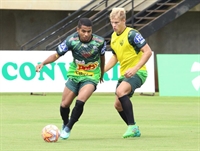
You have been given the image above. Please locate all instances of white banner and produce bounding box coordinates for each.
[0,51,155,93]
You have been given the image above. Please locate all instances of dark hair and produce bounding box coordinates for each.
[78,18,93,28]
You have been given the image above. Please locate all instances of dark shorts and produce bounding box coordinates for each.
[65,78,97,96]
[116,74,142,97]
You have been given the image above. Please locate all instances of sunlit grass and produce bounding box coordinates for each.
[0,93,199,151]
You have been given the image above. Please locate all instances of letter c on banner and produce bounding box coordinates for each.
[2,62,17,80]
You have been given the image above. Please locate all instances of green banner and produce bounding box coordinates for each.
[157,54,200,96]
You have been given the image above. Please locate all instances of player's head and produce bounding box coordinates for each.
[109,8,126,34]
[77,18,93,42]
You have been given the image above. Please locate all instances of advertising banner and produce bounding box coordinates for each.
[157,54,200,96]
[0,51,155,93]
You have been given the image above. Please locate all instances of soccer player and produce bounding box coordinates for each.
[105,8,152,138]
[36,18,106,139]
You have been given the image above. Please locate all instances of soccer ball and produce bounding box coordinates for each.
[41,124,60,142]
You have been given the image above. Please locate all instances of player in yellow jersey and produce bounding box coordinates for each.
[105,8,152,138]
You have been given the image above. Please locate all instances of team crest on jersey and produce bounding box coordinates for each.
[134,33,145,44]
[120,40,124,46]
[81,45,98,58]
[81,50,94,58]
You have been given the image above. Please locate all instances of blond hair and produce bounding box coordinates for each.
[109,7,126,20]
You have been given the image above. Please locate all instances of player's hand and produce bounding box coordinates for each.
[124,68,137,78]
[36,64,44,72]
[100,77,104,83]
[99,73,104,83]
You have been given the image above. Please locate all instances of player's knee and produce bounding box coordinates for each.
[116,89,126,98]
[116,86,131,98]
[61,98,71,108]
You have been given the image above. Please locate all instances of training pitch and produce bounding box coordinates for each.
[0,93,199,151]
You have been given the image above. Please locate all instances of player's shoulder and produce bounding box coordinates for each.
[66,32,79,42]
[92,34,105,43]
[128,28,140,35]
[127,28,146,45]
[127,28,144,40]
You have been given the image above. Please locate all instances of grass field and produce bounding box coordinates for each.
[0,93,199,151]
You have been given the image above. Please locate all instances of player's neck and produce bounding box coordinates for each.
[117,26,127,36]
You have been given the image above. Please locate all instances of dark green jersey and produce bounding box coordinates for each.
[56,32,106,84]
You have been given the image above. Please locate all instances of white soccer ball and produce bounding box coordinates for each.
[41,124,60,142]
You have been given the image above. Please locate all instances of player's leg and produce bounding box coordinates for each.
[60,87,76,125]
[114,96,128,125]
[65,81,96,137]
[116,75,142,138]
[116,81,135,125]
[60,79,78,139]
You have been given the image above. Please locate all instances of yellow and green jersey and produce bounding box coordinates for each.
[56,32,106,84]
[110,27,147,83]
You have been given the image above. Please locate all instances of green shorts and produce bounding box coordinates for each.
[116,74,142,97]
[65,78,97,96]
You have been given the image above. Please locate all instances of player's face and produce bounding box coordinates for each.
[77,25,92,42]
[110,17,126,34]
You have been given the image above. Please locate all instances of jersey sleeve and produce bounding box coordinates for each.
[128,30,146,53]
[99,41,106,55]
[56,38,70,56]
[111,48,116,55]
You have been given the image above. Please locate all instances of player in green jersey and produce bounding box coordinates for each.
[36,18,106,139]
[105,8,152,138]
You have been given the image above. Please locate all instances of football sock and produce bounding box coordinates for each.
[67,100,85,130]
[60,106,70,125]
[118,95,135,125]
[118,111,128,125]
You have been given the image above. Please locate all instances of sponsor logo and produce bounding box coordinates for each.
[58,40,68,52]
[1,62,67,80]
[134,33,145,44]
[75,70,94,76]
[101,42,106,54]
[77,62,99,70]
[1,62,119,81]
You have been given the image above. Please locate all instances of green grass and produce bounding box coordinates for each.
[0,93,199,151]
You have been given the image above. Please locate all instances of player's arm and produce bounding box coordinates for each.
[36,39,69,72]
[135,43,152,71]
[41,53,60,66]
[36,53,60,72]
[99,41,106,83]
[124,30,152,78]
[100,55,105,82]
[104,51,118,72]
